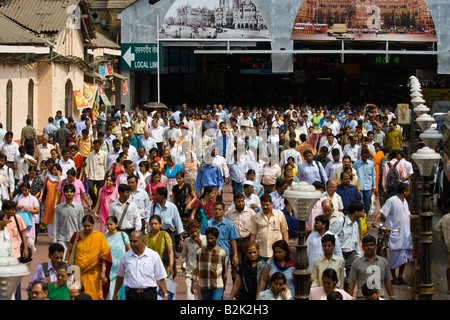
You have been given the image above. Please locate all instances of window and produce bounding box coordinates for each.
[6,80,12,131]
[65,79,73,118]
[28,79,34,123]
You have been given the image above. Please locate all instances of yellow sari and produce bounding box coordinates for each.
[72,231,112,300]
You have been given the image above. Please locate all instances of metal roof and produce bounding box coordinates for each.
[89,31,119,49]
[0,13,52,46]
[0,0,81,34]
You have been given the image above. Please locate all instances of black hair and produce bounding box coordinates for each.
[348,200,365,215]
[205,227,219,238]
[321,233,336,245]
[48,242,65,255]
[272,240,291,260]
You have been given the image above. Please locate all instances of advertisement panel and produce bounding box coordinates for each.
[291,0,436,42]
[160,0,269,40]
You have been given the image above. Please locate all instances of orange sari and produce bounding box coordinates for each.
[373,150,384,196]
[70,231,112,300]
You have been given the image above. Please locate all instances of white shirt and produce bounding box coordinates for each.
[14,154,36,180]
[116,246,167,289]
[0,227,14,257]
[306,230,343,271]
[325,160,342,179]
[129,188,151,220]
[118,171,146,191]
[0,141,19,162]
[343,144,361,162]
[380,196,413,250]
[0,166,14,194]
[85,150,107,181]
[109,199,142,231]
[143,136,158,154]
[149,126,165,143]
[56,157,76,179]
[280,148,302,168]
[323,121,341,136]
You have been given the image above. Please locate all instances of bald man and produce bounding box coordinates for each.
[322,199,344,226]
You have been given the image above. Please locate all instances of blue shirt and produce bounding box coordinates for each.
[353,159,376,191]
[336,184,362,211]
[200,217,239,259]
[296,161,327,185]
[282,208,298,239]
[195,163,223,193]
[228,161,248,184]
[150,201,184,235]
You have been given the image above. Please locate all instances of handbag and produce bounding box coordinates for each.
[162,232,170,265]
[41,177,49,202]
[13,214,33,263]
[157,276,177,300]
[18,211,33,228]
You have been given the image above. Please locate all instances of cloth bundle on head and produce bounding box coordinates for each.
[297,117,305,125]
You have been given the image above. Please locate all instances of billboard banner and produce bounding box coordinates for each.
[291,0,436,42]
[160,0,270,40]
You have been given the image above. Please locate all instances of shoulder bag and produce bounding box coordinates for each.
[13,214,33,263]
[117,202,130,231]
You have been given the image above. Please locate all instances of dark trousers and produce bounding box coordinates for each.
[24,139,35,157]
[343,251,356,291]
[87,179,105,209]
[125,287,157,300]
[156,142,164,158]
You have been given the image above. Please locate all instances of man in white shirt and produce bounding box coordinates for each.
[342,135,360,163]
[142,129,158,155]
[133,146,148,169]
[280,140,302,169]
[118,160,146,190]
[0,131,20,170]
[0,154,15,198]
[323,133,342,161]
[325,148,342,180]
[306,214,342,271]
[85,140,107,210]
[127,174,151,233]
[34,134,52,167]
[14,146,37,182]
[323,114,341,136]
[149,119,165,156]
[56,147,76,180]
[106,139,121,174]
[113,230,168,300]
[109,184,142,236]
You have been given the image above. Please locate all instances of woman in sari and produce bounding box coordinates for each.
[40,163,62,242]
[93,174,119,233]
[372,142,384,199]
[48,262,70,300]
[145,215,174,277]
[104,216,130,300]
[66,215,112,300]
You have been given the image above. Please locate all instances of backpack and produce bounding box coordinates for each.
[386,161,401,191]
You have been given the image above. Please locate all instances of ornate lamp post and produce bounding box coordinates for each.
[411,146,441,300]
[284,182,322,300]
[0,255,29,300]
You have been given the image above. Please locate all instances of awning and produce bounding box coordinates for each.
[110,72,128,81]
[84,69,107,82]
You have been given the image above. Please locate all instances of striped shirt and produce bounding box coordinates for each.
[249,209,288,258]
[193,245,228,290]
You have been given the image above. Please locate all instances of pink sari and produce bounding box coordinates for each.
[99,185,119,233]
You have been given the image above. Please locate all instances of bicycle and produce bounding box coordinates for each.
[375,223,400,262]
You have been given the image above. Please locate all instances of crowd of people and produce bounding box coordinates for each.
[0,100,443,301]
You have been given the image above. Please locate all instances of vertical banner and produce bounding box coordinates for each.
[83,82,98,109]
[397,103,410,124]
[123,80,128,96]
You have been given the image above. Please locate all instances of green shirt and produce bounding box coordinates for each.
[20,125,38,143]
[48,282,70,300]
